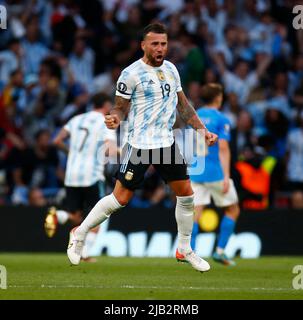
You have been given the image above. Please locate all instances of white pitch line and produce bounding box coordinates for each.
[6,285,295,292]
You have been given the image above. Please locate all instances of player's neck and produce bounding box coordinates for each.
[205,104,219,109]
[94,108,107,116]
[141,56,163,68]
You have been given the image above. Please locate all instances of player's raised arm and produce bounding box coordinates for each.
[177,91,218,146]
[105,96,130,129]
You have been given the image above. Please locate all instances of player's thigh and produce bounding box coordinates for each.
[209,179,239,208]
[168,179,193,196]
[64,186,84,213]
[116,143,150,191]
[154,142,190,196]
[83,182,103,217]
[191,182,211,207]
[113,180,134,206]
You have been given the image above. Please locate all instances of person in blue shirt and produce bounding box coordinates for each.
[189,83,240,266]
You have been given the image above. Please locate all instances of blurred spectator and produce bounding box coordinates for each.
[0,38,23,86]
[285,111,303,209]
[28,187,47,207]
[187,81,202,109]
[234,145,277,210]
[24,75,66,144]
[8,129,62,204]
[93,65,122,97]
[22,15,50,75]
[68,36,95,92]
[230,110,255,162]
[213,51,272,106]
[0,0,301,209]
[213,24,238,67]
[264,107,289,159]
[59,83,89,124]
[222,92,242,129]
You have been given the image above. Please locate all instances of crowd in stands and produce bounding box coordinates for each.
[0,0,302,209]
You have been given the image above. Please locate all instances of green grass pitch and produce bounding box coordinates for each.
[0,253,302,300]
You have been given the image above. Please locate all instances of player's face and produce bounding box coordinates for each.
[141,32,168,67]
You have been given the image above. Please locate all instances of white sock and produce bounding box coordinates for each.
[56,210,69,225]
[175,195,194,254]
[75,193,124,240]
[82,231,98,259]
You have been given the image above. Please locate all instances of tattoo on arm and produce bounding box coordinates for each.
[111,96,130,121]
[177,91,207,131]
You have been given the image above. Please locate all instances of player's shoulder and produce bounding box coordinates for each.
[66,113,84,126]
[163,60,179,72]
[218,110,230,123]
[121,59,142,74]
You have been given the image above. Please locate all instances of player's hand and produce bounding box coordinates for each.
[205,131,218,146]
[105,114,120,129]
[222,177,230,194]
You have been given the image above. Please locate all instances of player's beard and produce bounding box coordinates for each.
[148,52,164,67]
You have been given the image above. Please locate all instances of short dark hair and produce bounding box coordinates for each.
[142,23,168,40]
[91,93,111,109]
[200,83,223,104]
[34,129,50,141]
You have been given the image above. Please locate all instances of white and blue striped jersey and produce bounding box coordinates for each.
[116,59,182,149]
[63,111,116,187]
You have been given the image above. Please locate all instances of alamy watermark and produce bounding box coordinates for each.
[95,124,207,176]
[0,265,7,290]
[0,5,7,29]
[293,5,303,30]
[292,265,303,290]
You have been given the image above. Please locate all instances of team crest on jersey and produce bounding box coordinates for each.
[125,170,134,181]
[156,70,165,81]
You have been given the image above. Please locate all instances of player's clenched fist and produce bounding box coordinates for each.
[205,131,218,146]
[105,114,120,129]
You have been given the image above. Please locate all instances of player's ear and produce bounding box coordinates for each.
[141,40,145,52]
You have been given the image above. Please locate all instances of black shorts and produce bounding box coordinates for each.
[64,181,106,216]
[116,141,189,190]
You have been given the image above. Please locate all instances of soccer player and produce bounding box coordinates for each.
[189,83,240,266]
[67,23,218,272]
[44,93,118,261]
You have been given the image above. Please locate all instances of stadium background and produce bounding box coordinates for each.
[0,0,302,257]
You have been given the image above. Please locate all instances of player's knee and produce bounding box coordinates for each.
[113,181,133,206]
[113,190,132,206]
[171,181,193,197]
[226,203,240,220]
[114,194,130,207]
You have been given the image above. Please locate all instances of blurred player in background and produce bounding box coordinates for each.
[190,83,240,266]
[67,23,218,272]
[44,93,119,261]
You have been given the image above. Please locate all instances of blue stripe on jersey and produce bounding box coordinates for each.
[120,144,132,173]
[167,95,177,129]
[71,117,86,186]
[163,63,178,130]
[67,120,77,172]
[77,115,95,184]
[152,63,176,143]
[93,122,104,182]
[68,114,86,185]
[140,68,154,145]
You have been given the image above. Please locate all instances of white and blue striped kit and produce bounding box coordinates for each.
[116,59,183,151]
[64,111,116,187]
